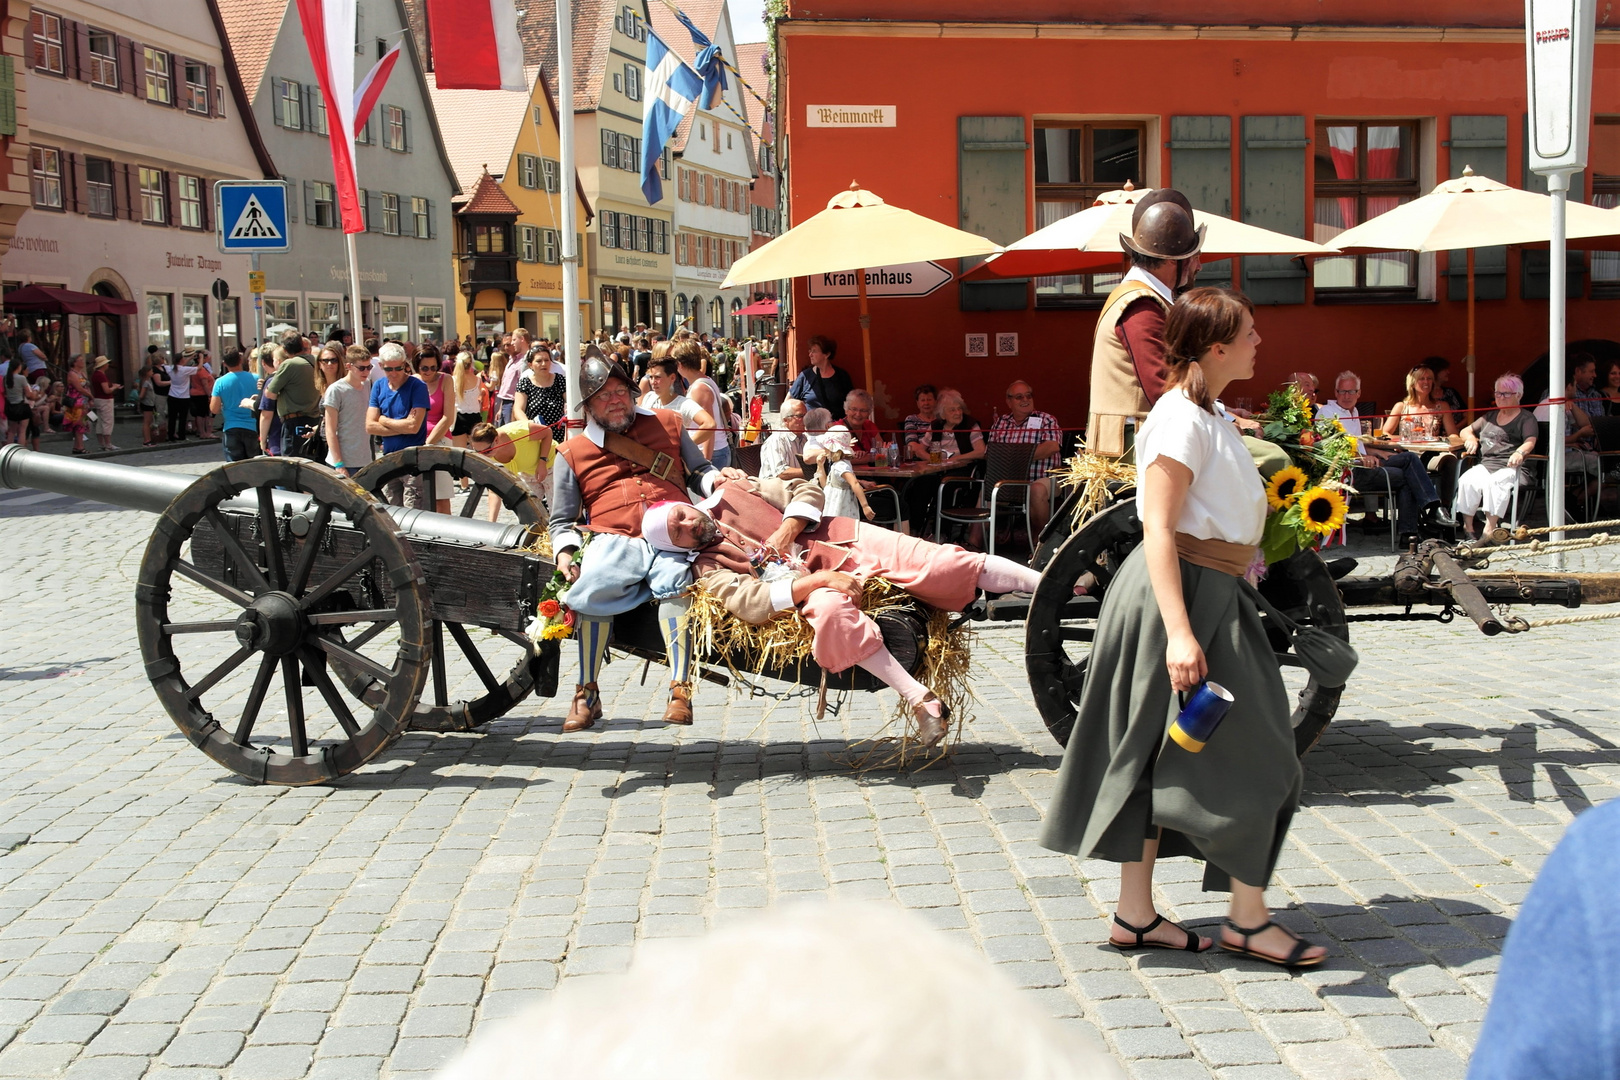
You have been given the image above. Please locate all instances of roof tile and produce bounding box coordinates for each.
[460,170,523,216]
[215,0,289,104]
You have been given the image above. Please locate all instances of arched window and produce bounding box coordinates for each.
[689,295,703,330]
[674,294,689,322]
[709,297,725,333]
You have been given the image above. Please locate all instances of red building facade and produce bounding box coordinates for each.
[775,2,1620,429]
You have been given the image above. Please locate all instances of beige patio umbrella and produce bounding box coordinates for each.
[721,182,1001,392]
[1327,167,1620,408]
[965,181,1338,279]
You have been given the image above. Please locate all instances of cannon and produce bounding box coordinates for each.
[0,445,939,786]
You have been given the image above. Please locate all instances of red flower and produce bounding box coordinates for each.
[562,609,576,627]
[539,599,560,618]
[1298,431,1317,448]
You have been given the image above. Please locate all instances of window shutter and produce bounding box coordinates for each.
[130,42,145,99]
[22,15,33,70]
[123,164,140,220]
[1443,116,1509,302]
[366,189,380,232]
[202,179,214,232]
[208,65,222,116]
[73,21,90,81]
[601,128,614,166]
[1169,116,1233,287]
[169,53,182,107]
[118,38,138,96]
[1520,113,1586,300]
[271,78,284,126]
[165,172,179,226]
[68,152,86,213]
[402,108,411,152]
[426,199,435,239]
[1240,115,1308,305]
[0,57,16,137]
[303,83,315,129]
[304,179,316,225]
[285,178,298,222]
[958,115,1029,311]
[110,160,125,218]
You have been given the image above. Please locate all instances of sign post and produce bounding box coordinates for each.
[216,181,290,353]
[1525,0,1596,561]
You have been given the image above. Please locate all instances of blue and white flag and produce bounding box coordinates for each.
[673,9,728,109]
[641,30,703,205]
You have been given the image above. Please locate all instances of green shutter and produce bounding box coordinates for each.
[1446,116,1508,301]
[957,116,1029,311]
[1170,116,1232,287]
[0,56,15,137]
[1520,114,1586,300]
[1240,116,1308,305]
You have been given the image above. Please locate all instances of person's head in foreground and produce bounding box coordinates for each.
[433,902,1120,1080]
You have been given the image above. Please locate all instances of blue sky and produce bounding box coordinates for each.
[729,0,768,43]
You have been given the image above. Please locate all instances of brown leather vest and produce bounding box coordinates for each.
[1087,278,1170,456]
[558,410,688,537]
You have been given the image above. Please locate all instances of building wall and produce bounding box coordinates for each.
[6,0,269,382]
[252,0,456,346]
[777,23,1620,429]
[0,3,35,278]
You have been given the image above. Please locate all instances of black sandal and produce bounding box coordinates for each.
[1109,913,1208,952]
[1219,918,1324,968]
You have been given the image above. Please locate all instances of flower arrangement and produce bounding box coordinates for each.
[1255,386,1357,563]
[530,571,575,642]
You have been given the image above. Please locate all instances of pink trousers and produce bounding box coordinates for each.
[800,524,985,672]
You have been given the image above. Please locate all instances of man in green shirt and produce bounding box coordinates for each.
[260,331,322,458]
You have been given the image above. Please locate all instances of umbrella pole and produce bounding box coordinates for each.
[1466,248,1476,412]
[857,268,874,392]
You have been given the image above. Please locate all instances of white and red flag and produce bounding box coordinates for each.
[425,0,525,92]
[354,39,402,130]
[293,0,363,233]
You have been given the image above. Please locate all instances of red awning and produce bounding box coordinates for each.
[736,297,779,317]
[4,284,139,316]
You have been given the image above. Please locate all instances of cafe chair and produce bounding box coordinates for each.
[864,485,903,531]
[935,442,1035,558]
[730,441,763,477]
[1346,465,1399,551]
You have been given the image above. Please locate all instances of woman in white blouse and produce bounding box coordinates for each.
[1042,287,1326,970]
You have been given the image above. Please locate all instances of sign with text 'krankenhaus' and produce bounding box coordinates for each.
[1526,0,1597,174]
[807,261,952,300]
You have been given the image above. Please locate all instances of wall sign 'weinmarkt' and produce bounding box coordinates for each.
[807,105,897,128]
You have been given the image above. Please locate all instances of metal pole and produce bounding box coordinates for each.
[1465,247,1476,412]
[252,252,264,349]
[345,232,364,343]
[1547,170,1570,565]
[557,0,582,424]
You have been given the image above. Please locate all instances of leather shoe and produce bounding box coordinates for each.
[663,682,694,725]
[913,693,950,747]
[564,683,601,732]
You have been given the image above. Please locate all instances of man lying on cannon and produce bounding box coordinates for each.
[549,353,741,733]
[637,477,1043,747]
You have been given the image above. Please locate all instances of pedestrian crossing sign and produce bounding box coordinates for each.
[216,181,290,253]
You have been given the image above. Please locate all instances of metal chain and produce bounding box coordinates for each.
[1345,604,1456,624]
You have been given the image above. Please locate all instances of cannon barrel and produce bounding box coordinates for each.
[0,444,534,551]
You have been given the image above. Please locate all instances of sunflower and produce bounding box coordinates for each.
[1297,486,1348,537]
[1265,466,1309,510]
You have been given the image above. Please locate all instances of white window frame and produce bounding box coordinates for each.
[85,157,114,218]
[541,157,560,193]
[30,147,62,210]
[177,175,203,229]
[184,60,209,114]
[87,30,117,89]
[139,166,166,223]
[312,181,337,229]
[517,154,539,189]
[279,79,303,130]
[144,48,172,105]
[541,228,560,264]
[31,12,64,75]
[384,105,406,152]
[381,192,400,236]
[411,196,429,239]
[519,224,539,262]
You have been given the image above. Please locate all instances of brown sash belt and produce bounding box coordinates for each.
[1175,532,1258,578]
[602,430,678,482]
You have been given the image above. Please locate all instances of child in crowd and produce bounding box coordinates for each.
[804,425,875,522]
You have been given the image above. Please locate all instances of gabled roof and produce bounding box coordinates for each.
[215,0,288,105]
[425,68,537,195]
[203,0,278,176]
[645,0,725,154]
[404,0,616,112]
[460,170,522,216]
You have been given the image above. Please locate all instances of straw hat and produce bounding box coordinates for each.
[93,355,111,370]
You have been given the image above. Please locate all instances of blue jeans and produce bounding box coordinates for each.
[1354,451,1439,534]
[222,428,260,461]
[498,399,514,425]
[710,443,731,470]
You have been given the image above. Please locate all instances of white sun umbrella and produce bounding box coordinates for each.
[721,182,1001,392]
[967,182,1337,280]
[1327,167,1620,407]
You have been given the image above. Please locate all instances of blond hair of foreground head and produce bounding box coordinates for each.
[434,901,1121,1080]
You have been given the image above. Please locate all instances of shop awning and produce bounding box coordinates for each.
[4,285,139,316]
[736,298,779,317]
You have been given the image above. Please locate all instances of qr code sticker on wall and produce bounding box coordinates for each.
[965,333,988,357]
[995,333,1019,356]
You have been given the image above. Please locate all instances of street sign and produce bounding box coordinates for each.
[806,261,952,300]
[216,181,289,253]
[1526,0,1596,174]
[210,278,230,301]
[247,271,266,294]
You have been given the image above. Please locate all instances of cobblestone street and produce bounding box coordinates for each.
[2,446,1617,1079]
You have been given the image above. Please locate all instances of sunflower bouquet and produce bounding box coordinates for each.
[1255,386,1358,563]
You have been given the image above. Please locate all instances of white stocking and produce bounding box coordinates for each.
[976,555,1041,595]
[855,647,941,716]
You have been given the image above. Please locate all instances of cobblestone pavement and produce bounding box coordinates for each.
[2,445,1618,1080]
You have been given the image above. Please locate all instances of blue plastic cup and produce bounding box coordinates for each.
[1169,681,1234,753]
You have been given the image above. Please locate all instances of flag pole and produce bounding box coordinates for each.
[346,231,363,342]
[558,0,582,424]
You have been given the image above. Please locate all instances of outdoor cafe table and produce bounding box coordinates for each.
[853,458,974,537]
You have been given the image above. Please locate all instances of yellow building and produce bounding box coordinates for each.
[427,67,592,344]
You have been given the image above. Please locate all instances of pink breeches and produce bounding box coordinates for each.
[800,525,985,672]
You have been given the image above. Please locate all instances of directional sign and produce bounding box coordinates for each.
[1526,0,1597,174]
[806,261,953,300]
[216,181,290,253]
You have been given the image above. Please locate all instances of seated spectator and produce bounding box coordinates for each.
[1315,370,1365,432]
[904,384,938,461]
[1456,375,1537,540]
[927,390,986,464]
[1332,369,1443,540]
[988,380,1062,534]
[1596,356,1620,414]
[787,335,854,420]
[1289,371,1319,404]
[1382,365,1460,442]
[1424,355,1466,419]
[760,398,807,480]
[841,388,881,458]
[1534,357,1601,513]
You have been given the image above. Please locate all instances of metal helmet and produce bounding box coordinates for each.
[578,344,634,405]
[1119,193,1205,262]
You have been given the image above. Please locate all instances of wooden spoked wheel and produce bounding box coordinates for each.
[135,459,430,785]
[349,446,545,732]
[1024,501,1349,756]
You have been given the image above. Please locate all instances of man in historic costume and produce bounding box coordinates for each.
[550,353,733,732]
[1086,190,1205,457]
[637,478,1043,746]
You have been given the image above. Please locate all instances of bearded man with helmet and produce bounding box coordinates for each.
[548,348,741,732]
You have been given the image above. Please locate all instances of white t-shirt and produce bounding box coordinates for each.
[1135,388,1266,545]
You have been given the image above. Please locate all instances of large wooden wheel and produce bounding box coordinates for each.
[1025,501,1349,756]
[135,459,430,785]
[349,446,546,731]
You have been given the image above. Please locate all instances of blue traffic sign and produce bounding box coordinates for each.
[216,181,290,253]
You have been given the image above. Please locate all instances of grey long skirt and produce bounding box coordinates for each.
[1039,545,1301,891]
